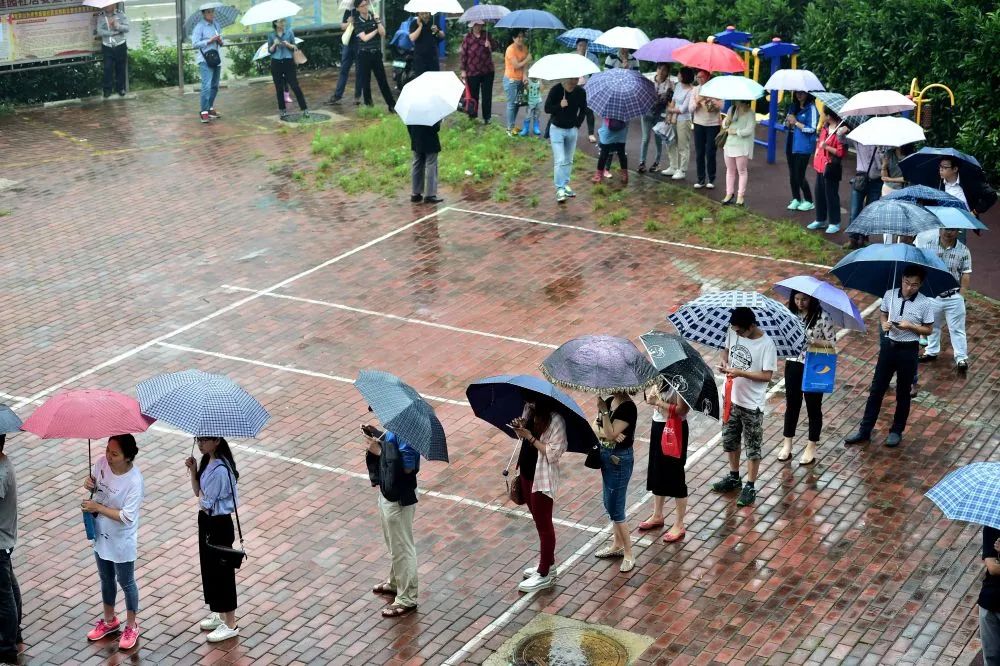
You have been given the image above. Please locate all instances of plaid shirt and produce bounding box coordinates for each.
[881,288,935,342]
[914,235,972,284]
[520,405,567,499]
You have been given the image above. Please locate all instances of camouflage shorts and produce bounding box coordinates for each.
[721,404,764,460]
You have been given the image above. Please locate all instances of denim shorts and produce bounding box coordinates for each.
[600,446,634,523]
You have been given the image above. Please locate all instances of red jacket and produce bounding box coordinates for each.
[813,124,846,175]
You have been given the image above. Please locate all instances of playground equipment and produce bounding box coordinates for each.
[908,78,955,129]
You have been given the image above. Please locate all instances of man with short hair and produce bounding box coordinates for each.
[915,227,972,372]
[711,307,777,507]
[845,265,935,448]
[0,432,22,665]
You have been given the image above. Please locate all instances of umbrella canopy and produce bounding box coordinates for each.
[528,53,599,80]
[830,243,958,298]
[698,75,764,101]
[395,70,464,125]
[354,370,448,462]
[638,331,720,420]
[773,275,866,332]
[0,406,22,435]
[465,375,598,453]
[556,28,615,55]
[184,4,238,40]
[840,89,915,117]
[593,26,649,51]
[926,205,989,231]
[136,369,269,438]
[458,4,508,23]
[83,0,124,8]
[403,0,463,13]
[812,91,867,128]
[846,116,925,147]
[899,146,984,188]
[21,389,154,440]
[495,9,564,30]
[541,335,659,394]
[881,184,968,210]
[671,42,744,73]
[845,199,942,237]
[585,68,657,121]
[926,462,1000,530]
[632,37,691,63]
[240,0,300,26]
[667,291,806,359]
[762,68,824,92]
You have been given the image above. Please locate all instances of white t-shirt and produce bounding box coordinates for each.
[726,330,777,410]
[90,455,144,563]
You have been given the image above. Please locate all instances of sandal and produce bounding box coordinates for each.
[619,558,635,573]
[776,452,792,463]
[372,583,397,595]
[798,457,817,467]
[637,519,664,531]
[381,603,417,618]
[594,546,624,559]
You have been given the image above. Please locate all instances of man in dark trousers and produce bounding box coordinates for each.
[844,264,935,448]
[326,7,362,105]
[0,432,22,665]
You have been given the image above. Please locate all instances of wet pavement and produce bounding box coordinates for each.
[1,70,997,665]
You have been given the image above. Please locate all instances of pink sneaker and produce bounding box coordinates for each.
[87,617,120,641]
[119,624,140,650]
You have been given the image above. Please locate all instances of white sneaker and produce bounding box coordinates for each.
[705,182,715,189]
[523,566,559,579]
[518,574,555,593]
[671,171,686,180]
[660,167,675,176]
[199,613,222,631]
[206,622,239,643]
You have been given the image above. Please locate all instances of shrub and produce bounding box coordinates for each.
[128,21,198,89]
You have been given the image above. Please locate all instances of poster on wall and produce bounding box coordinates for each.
[1,0,98,66]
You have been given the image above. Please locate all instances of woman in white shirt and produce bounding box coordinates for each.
[639,386,690,543]
[81,435,144,651]
[721,99,756,206]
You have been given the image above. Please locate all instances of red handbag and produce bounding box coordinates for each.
[722,376,734,423]
[660,405,683,459]
[459,82,478,116]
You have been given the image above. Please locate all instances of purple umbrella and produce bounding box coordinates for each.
[773,276,866,332]
[633,37,691,63]
[541,335,660,394]
[585,68,657,121]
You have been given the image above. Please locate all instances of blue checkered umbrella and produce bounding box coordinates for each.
[541,335,659,394]
[881,185,968,210]
[354,370,448,462]
[136,369,269,437]
[0,405,22,434]
[584,68,657,121]
[925,462,1000,530]
[667,291,806,359]
[845,199,942,237]
[556,28,615,55]
[184,4,239,41]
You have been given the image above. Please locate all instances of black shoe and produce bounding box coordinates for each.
[885,432,902,448]
[423,196,444,204]
[326,97,342,106]
[918,353,937,363]
[711,475,741,492]
[410,194,423,203]
[118,90,126,97]
[844,431,870,446]
[354,98,362,105]
[956,359,969,374]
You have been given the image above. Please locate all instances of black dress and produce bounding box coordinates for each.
[646,412,689,498]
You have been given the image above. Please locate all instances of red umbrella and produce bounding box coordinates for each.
[671,42,745,73]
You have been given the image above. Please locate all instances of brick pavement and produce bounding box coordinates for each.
[1,72,998,665]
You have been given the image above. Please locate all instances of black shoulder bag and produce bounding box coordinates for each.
[204,460,247,569]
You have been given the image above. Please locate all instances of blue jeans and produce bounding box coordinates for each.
[639,113,663,164]
[549,125,577,191]
[502,76,521,130]
[198,61,220,113]
[94,552,139,613]
[332,43,358,101]
[599,447,633,523]
[0,550,21,658]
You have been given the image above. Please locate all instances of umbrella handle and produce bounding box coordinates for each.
[503,438,520,475]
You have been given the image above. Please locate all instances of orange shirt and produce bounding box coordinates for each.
[504,43,528,81]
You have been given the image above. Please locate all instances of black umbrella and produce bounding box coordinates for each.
[638,331,720,420]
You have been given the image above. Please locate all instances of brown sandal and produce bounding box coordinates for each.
[381,603,417,618]
[372,583,396,595]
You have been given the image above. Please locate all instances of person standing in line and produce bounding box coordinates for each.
[518,78,543,136]
[408,121,443,205]
[503,29,531,136]
[353,0,395,112]
[638,386,690,543]
[408,11,443,76]
[711,307,777,507]
[638,62,671,174]
[691,69,722,189]
[326,7,361,105]
[544,77,587,204]
[459,20,496,124]
[186,437,242,642]
[978,527,1000,666]
[844,265,935,448]
[916,227,972,372]
[0,432,22,666]
[268,19,309,119]
[81,435,144,651]
[846,141,883,249]
[594,117,629,184]
[97,3,129,98]
[880,144,912,195]
[661,67,694,180]
[573,38,598,144]
[785,91,818,212]
[806,109,847,234]
[604,47,637,70]
[592,392,638,573]
[720,99,755,206]
[191,7,224,123]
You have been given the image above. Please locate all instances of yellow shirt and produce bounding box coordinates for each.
[504,43,528,81]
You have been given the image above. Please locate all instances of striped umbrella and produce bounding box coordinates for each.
[881,185,968,210]
[136,370,269,438]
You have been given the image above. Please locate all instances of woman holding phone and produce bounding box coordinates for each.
[592,392,638,572]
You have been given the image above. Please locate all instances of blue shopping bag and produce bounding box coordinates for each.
[801,351,837,393]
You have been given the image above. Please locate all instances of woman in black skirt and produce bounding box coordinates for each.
[638,386,689,542]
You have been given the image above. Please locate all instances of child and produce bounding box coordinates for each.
[407,121,443,204]
[594,117,629,184]
[519,77,543,136]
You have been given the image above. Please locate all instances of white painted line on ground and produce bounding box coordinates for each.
[221,285,559,349]
[0,392,32,404]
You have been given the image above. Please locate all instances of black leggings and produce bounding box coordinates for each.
[783,360,823,441]
[789,153,813,202]
[270,58,307,111]
[597,142,627,171]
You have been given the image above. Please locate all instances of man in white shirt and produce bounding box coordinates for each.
[916,228,972,372]
[711,307,777,508]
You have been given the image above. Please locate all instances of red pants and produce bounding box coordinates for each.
[520,476,555,576]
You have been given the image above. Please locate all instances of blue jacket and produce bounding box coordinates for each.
[790,102,819,154]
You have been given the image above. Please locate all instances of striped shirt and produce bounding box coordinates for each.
[520,405,567,499]
[880,288,935,342]
[914,234,972,284]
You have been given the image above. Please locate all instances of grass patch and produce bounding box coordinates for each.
[528,194,539,208]
[601,208,630,227]
[644,219,663,232]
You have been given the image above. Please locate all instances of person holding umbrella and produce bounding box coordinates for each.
[267,18,309,119]
[785,91,818,212]
[191,5,224,123]
[721,99,755,206]
[97,2,129,98]
[593,392,638,572]
[353,0,395,112]
[661,67,695,180]
[503,29,531,136]
[637,62,671,174]
[459,20,497,124]
[691,70,722,189]
[408,11,443,76]
[544,76,588,203]
[574,39,598,143]
[640,386,690,543]
[806,109,847,234]
[0,415,23,664]
[408,120,442,204]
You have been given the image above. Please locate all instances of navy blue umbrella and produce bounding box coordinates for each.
[0,405,22,434]
[495,9,565,30]
[830,243,958,298]
[466,375,598,454]
[899,147,984,188]
[585,68,657,121]
[354,370,448,462]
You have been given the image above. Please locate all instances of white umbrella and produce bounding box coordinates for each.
[395,71,465,126]
[846,116,925,147]
[593,26,649,51]
[83,0,124,8]
[698,75,764,101]
[840,89,915,117]
[762,68,824,92]
[252,36,303,61]
[241,0,301,26]
[403,0,463,12]
[528,53,599,81]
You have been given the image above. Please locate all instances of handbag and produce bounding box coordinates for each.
[660,405,683,459]
[802,350,837,393]
[584,444,601,469]
[851,174,870,193]
[201,48,221,68]
[722,376,734,423]
[293,48,307,65]
[503,440,526,505]
[714,131,728,149]
[653,121,676,144]
[341,20,354,46]
[203,460,247,569]
[459,82,478,116]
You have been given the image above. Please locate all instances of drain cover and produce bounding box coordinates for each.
[512,628,629,666]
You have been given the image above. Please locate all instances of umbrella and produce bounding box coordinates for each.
[845,199,941,237]
[403,0,463,13]
[846,116,925,147]
[458,4,509,23]
[899,146,984,189]
[136,369,269,438]
[926,206,989,231]
[840,89,915,117]
[584,68,657,121]
[395,71,464,125]
[83,0,123,8]
[830,243,958,298]
[812,91,867,129]
[241,0,301,26]
[926,462,1000,530]
[0,406,22,435]
[638,331,720,420]
[772,275,866,332]
[762,68,824,92]
[593,26,649,51]
[495,9,565,30]
[556,28,615,55]
[528,53,599,81]
[465,375,598,453]
[632,37,691,63]
[671,42,744,73]
[183,4,238,40]
[354,370,448,462]
[667,291,806,359]
[881,184,968,210]
[698,75,764,101]
[540,335,659,394]
[252,36,303,61]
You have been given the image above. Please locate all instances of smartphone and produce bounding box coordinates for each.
[360,424,378,437]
